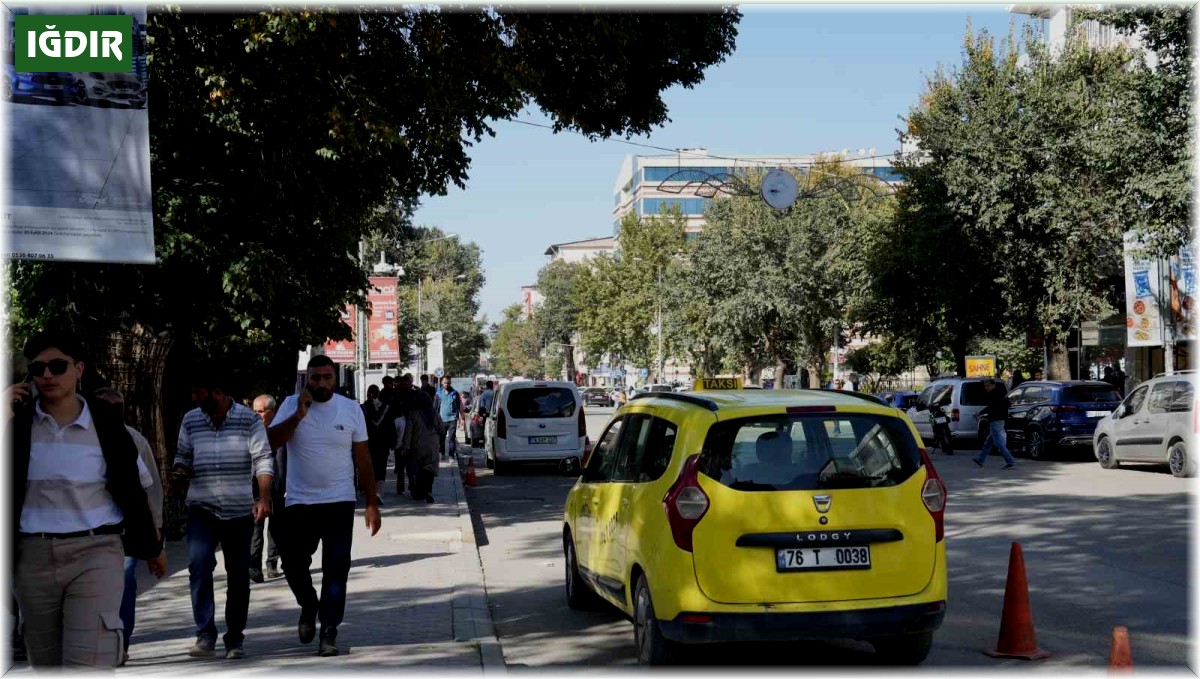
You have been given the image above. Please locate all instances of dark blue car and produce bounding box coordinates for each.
[3,60,75,104]
[877,390,920,411]
[1005,380,1123,460]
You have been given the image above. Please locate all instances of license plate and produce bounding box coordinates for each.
[44,85,62,90]
[933,416,948,424]
[776,546,871,572]
[529,435,557,445]
[1087,410,1109,418]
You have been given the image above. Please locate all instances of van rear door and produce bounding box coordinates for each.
[504,385,581,454]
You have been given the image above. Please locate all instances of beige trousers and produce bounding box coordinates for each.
[14,534,125,668]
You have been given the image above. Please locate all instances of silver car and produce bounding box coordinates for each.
[906,377,994,443]
[1093,372,1195,477]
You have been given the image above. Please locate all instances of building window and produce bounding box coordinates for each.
[641,198,711,216]
[643,166,735,182]
[866,166,904,183]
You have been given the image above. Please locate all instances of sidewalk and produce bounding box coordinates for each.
[7,446,503,674]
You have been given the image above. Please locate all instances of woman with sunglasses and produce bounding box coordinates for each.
[5,330,164,668]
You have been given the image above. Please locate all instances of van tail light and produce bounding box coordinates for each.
[1050,405,1079,413]
[578,406,587,438]
[497,408,507,439]
[950,408,960,422]
[663,455,709,552]
[918,448,947,542]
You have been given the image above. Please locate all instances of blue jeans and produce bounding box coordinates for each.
[442,419,458,457]
[120,557,137,652]
[975,420,1016,466]
[282,502,354,631]
[187,506,253,647]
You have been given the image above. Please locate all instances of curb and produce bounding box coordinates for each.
[447,446,506,674]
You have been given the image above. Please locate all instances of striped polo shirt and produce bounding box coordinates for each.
[20,396,154,534]
[174,402,274,520]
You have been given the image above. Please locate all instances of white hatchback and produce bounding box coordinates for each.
[1092,372,1196,477]
[485,381,587,475]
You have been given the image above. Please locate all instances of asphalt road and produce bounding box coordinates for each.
[463,406,1192,668]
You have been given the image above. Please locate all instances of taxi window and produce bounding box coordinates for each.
[628,416,676,483]
[698,414,920,492]
[585,418,623,482]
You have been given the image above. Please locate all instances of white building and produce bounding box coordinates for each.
[611,148,902,237]
[519,285,543,321]
[545,236,616,263]
[1009,5,1145,54]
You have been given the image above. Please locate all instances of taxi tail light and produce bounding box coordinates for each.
[578,406,587,438]
[497,408,507,439]
[663,455,708,552]
[951,408,960,422]
[918,448,946,542]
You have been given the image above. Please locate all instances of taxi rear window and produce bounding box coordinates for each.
[697,414,921,492]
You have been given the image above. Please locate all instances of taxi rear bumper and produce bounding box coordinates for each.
[659,600,946,644]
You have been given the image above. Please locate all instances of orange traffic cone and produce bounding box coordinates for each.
[465,456,478,487]
[1109,626,1133,669]
[984,542,1051,660]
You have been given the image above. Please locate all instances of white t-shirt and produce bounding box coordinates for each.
[273,393,368,507]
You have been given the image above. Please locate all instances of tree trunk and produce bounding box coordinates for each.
[1047,340,1070,380]
[949,337,969,377]
[806,359,824,389]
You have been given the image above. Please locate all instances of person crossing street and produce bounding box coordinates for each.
[974,379,1017,470]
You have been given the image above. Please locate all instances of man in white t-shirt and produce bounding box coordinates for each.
[268,355,381,657]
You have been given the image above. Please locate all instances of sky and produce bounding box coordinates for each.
[411,4,1039,324]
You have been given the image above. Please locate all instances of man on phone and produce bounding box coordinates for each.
[173,367,274,660]
[268,355,381,657]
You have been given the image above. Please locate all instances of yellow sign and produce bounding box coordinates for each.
[965,356,997,378]
[693,377,743,391]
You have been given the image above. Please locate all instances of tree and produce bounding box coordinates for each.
[490,304,542,378]
[1079,5,1192,257]
[6,9,742,528]
[535,259,588,381]
[575,210,687,373]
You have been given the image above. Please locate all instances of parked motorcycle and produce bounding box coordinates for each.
[928,402,954,455]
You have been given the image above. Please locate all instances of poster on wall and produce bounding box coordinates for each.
[1124,237,1163,348]
[367,276,399,363]
[324,306,356,363]
[3,4,154,263]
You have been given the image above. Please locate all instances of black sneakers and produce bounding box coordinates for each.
[298,611,317,645]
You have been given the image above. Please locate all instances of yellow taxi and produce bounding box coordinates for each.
[560,380,947,665]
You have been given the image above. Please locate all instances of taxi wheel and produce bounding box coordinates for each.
[871,631,933,665]
[634,575,679,665]
[1097,437,1120,470]
[564,533,599,610]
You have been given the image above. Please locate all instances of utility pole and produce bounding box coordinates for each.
[656,267,664,382]
[355,239,369,403]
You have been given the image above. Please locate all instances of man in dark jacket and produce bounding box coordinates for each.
[6,330,163,668]
[973,380,1017,469]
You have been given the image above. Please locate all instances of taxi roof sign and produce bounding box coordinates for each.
[693,377,742,391]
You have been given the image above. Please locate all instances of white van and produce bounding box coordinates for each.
[906,377,994,443]
[484,380,586,475]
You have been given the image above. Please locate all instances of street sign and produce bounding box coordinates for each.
[1081,321,1101,347]
[965,355,997,378]
[693,377,742,391]
[611,369,624,379]
[435,367,444,378]
[639,368,649,378]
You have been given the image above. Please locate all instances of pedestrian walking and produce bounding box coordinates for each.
[1031,368,1045,381]
[362,385,395,497]
[94,387,164,666]
[473,381,495,447]
[1010,370,1026,390]
[267,355,381,657]
[6,330,163,668]
[437,376,462,460]
[393,374,415,495]
[250,394,285,582]
[973,380,1017,470]
[397,386,441,503]
[419,374,437,401]
[173,367,275,660]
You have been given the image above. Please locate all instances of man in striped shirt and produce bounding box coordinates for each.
[172,368,274,660]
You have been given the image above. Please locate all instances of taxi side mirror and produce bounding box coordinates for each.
[560,456,582,477]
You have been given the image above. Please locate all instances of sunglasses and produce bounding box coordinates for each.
[28,359,75,377]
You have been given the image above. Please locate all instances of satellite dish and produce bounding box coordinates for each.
[761,168,799,211]
[857,148,866,156]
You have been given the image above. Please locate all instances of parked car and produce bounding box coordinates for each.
[1093,372,1195,477]
[583,387,613,408]
[73,71,146,108]
[645,384,675,393]
[484,380,586,475]
[877,391,920,411]
[906,377,992,443]
[1004,381,1122,460]
[3,60,74,104]
[560,388,947,665]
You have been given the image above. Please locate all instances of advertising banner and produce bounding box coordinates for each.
[3,5,154,263]
[324,306,356,364]
[1168,248,1195,342]
[367,276,399,363]
[965,356,997,378]
[1124,237,1163,347]
[425,331,444,376]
